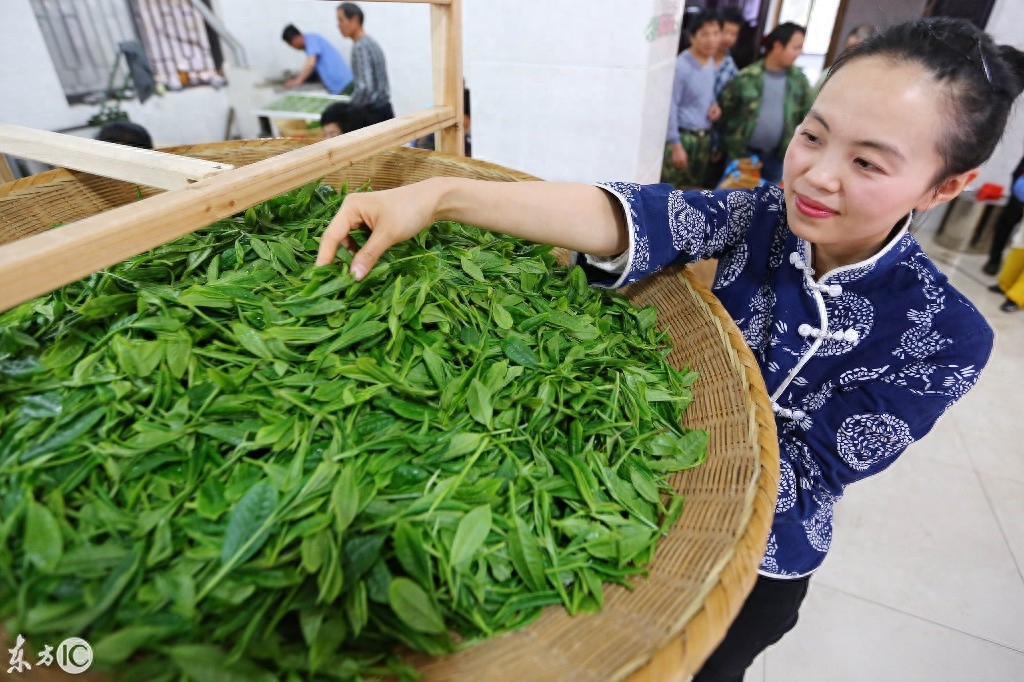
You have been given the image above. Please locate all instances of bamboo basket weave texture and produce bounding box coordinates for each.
[0,140,779,681]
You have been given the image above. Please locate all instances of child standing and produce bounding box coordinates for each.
[316,18,1024,681]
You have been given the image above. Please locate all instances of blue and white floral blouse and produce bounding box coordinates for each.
[582,182,994,578]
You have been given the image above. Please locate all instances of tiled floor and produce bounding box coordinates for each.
[746,225,1024,682]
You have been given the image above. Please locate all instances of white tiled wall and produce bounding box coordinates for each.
[464,1,652,71]
[466,0,683,182]
[469,61,648,182]
[636,57,678,183]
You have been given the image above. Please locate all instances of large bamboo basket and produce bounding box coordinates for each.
[0,140,778,681]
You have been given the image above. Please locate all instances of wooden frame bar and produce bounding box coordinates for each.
[431,0,464,155]
[0,124,233,190]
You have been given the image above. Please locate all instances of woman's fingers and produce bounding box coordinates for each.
[350,226,396,280]
[315,181,442,278]
[315,196,366,266]
[340,234,359,257]
[315,194,401,279]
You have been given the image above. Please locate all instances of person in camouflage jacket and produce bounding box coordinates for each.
[719,23,814,180]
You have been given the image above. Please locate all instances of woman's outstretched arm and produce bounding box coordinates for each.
[315,177,628,279]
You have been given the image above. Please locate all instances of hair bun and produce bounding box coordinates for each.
[996,44,1024,99]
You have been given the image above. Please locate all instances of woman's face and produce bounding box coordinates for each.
[782,56,953,271]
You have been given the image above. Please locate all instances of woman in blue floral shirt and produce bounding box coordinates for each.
[317,18,1024,682]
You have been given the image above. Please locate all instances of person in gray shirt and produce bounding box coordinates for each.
[719,23,813,184]
[337,3,394,124]
[663,11,722,188]
[746,69,787,159]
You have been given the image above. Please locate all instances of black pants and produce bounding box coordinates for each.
[988,195,1024,267]
[692,574,811,682]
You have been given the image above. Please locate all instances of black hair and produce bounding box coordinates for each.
[320,102,345,130]
[720,8,745,28]
[96,121,153,149]
[764,22,804,54]
[826,17,1024,182]
[689,10,721,37]
[338,3,364,25]
[319,102,371,134]
[281,24,301,43]
[464,86,470,118]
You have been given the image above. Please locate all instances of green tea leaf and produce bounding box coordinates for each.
[393,522,431,587]
[491,301,513,330]
[249,236,273,260]
[501,336,540,368]
[20,406,105,463]
[467,379,493,427]
[221,481,278,567]
[77,294,137,319]
[24,499,63,572]
[508,516,547,592]
[168,644,277,682]
[460,257,486,283]
[231,323,274,359]
[389,577,446,634]
[341,533,385,583]
[40,337,87,370]
[449,504,492,568]
[444,432,484,461]
[93,625,169,665]
[165,333,192,379]
[330,466,360,535]
[301,530,330,574]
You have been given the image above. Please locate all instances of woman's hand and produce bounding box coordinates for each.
[316,180,443,279]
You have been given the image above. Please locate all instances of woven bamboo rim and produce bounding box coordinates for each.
[0,140,778,680]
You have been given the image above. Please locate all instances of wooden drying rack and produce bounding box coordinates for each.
[0,0,463,313]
